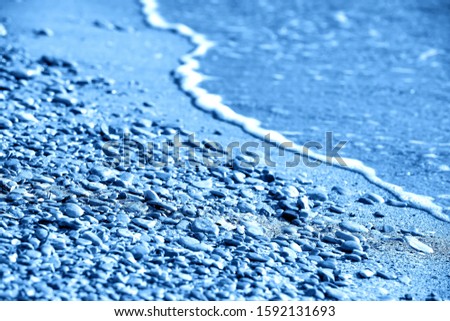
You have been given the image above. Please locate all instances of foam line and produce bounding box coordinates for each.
[140,0,449,222]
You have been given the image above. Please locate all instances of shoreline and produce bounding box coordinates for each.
[141,0,449,223]
[0,0,448,300]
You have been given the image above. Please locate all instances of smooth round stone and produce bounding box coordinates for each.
[0,117,13,129]
[144,189,160,201]
[191,178,213,189]
[386,199,408,207]
[63,203,84,218]
[117,228,133,238]
[192,218,219,236]
[15,111,38,123]
[306,190,328,202]
[90,166,117,180]
[57,217,84,230]
[148,201,177,212]
[358,269,376,279]
[318,268,335,282]
[247,252,269,262]
[329,205,345,214]
[81,231,103,246]
[35,228,49,241]
[335,230,360,242]
[282,185,300,198]
[376,270,397,280]
[52,93,78,106]
[131,218,156,230]
[179,236,212,252]
[373,211,385,218]
[325,287,349,300]
[404,235,434,254]
[237,201,256,213]
[280,247,297,259]
[364,192,385,203]
[318,259,337,270]
[281,210,298,222]
[342,254,362,262]
[341,240,363,252]
[232,172,246,183]
[130,244,150,260]
[339,221,369,234]
[242,221,265,238]
[210,189,227,198]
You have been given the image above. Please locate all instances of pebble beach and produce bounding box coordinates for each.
[0,0,449,301]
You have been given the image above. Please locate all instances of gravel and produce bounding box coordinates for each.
[0,43,446,302]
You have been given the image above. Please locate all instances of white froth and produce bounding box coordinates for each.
[140,0,449,222]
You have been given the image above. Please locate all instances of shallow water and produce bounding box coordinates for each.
[156,0,450,210]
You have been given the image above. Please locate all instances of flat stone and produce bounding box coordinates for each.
[340,221,368,234]
[281,210,298,222]
[404,235,433,254]
[243,221,265,238]
[331,186,350,195]
[52,94,78,106]
[10,67,41,79]
[357,196,375,205]
[63,203,84,218]
[373,211,385,218]
[386,199,408,207]
[57,218,84,230]
[0,178,17,193]
[131,218,156,230]
[322,235,342,245]
[400,228,425,237]
[325,287,349,300]
[318,259,337,270]
[342,254,362,262]
[90,166,117,180]
[144,189,161,202]
[358,269,375,278]
[247,252,269,262]
[81,181,107,191]
[329,205,345,214]
[335,230,360,242]
[191,178,213,189]
[179,236,212,252]
[0,23,7,37]
[282,185,300,198]
[306,190,328,202]
[130,244,149,260]
[341,240,363,252]
[15,111,38,123]
[114,172,134,188]
[192,218,219,236]
[232,172,246,183]
[0,117,13,129]
[376,270,397,280]
[297,195,310,210]
[318,268,335,282]
[81,231,101,245]
[210,189,227,198]
[34,28,54,36]
[148,201,177,212]
[380,225,395,233]
[364,192,384,203]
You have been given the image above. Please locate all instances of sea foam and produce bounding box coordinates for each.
[140,0,449,222]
